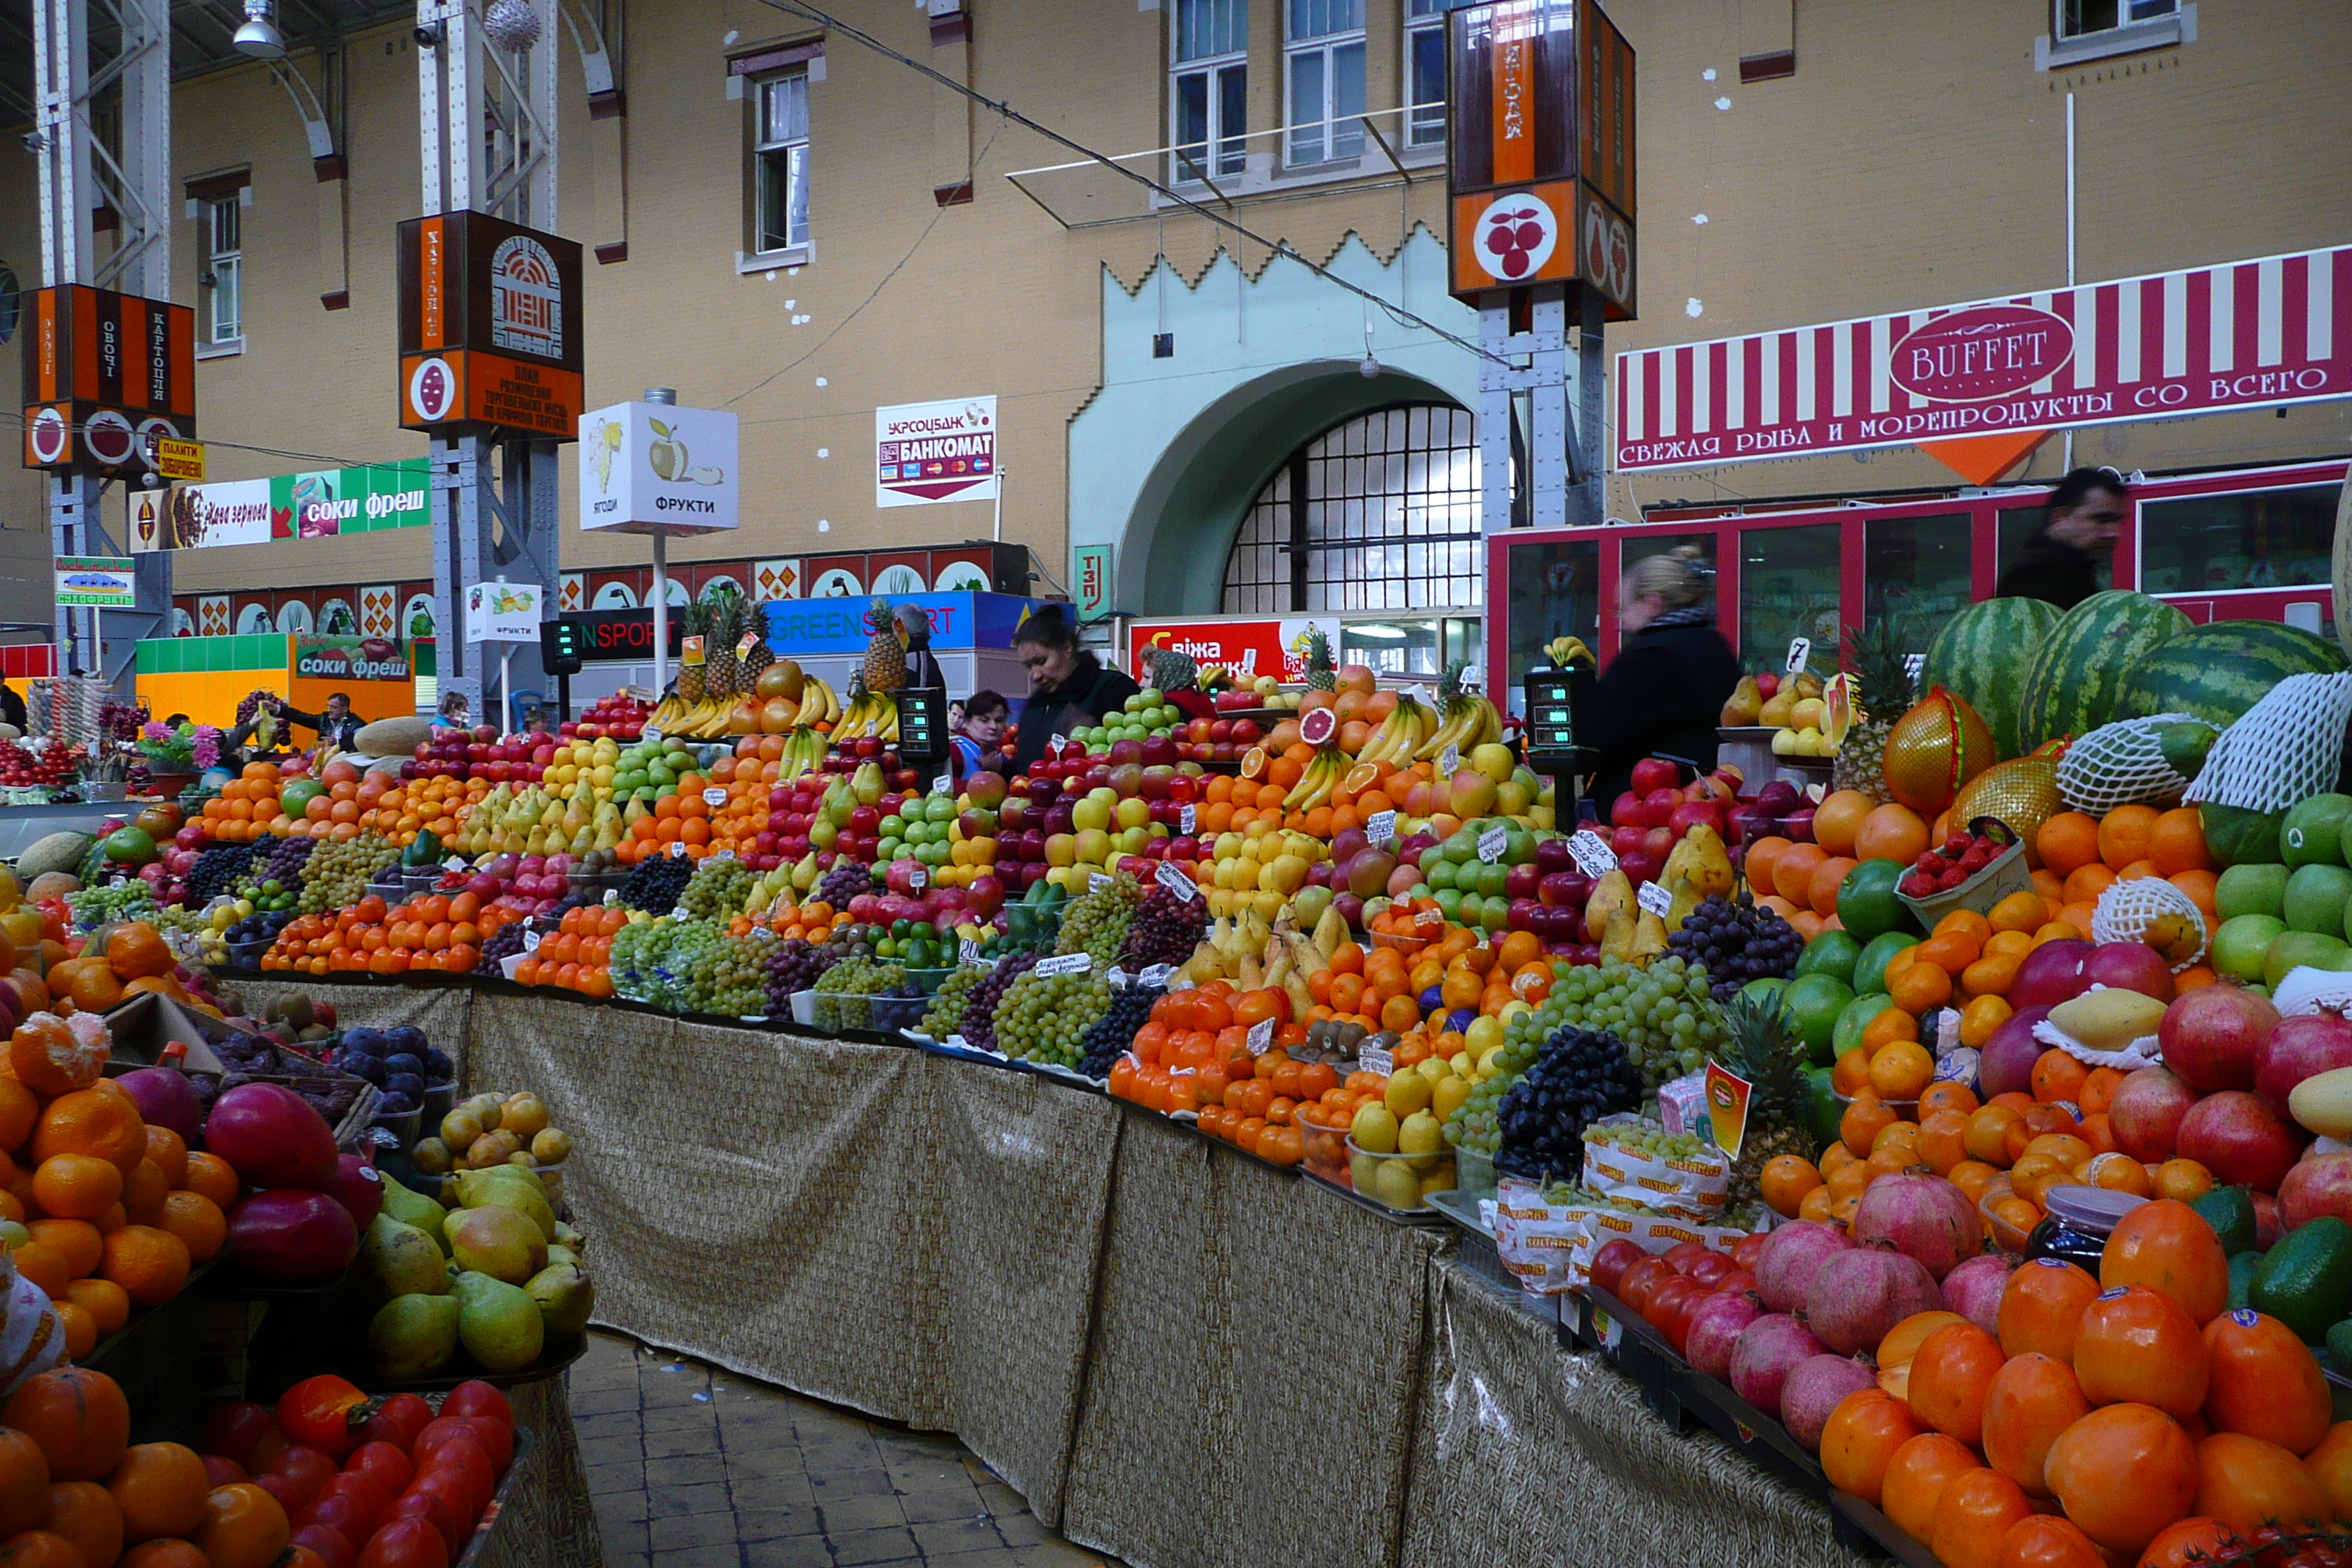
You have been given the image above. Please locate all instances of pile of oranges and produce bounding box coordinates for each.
[508,904,626,997]
[757,902,852,944]
[1305,927,1550,1037]
[1190,761,1402,842]
[0,1014,234,1359]
[354,774,490,848]
[1822,1199,2352,1567]
[196,762,380,846]
[258,891,491,978]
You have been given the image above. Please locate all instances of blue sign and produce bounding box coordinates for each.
[758,592,1043,656]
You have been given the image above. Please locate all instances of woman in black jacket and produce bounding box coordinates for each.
[1576,545,1741,807]
[1005,607,1141,777]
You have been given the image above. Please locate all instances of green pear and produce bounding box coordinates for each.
[377,1176,448,1254]
[369,1294,460,1378]
[456,1276,545,1372]
[452,1166,554,1241]
[444,1205,547,1285]
[526,1262,595,1337]
[551,1220,586,1255]
[361,1214,450,1301]
[543,1244,579,1270]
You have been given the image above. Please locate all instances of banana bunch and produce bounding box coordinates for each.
[1544,635,1597,670]
[796,676,843,728]
[647,692,718,736]
[1281,745,1344,811]
[1414,691,1503,761]
[773,725,829,780]
[830,686,900,742]
[1357,696,1433,766]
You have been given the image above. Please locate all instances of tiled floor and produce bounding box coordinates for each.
[568,1330,1124,1568]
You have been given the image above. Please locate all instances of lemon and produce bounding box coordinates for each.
[1417,1056,1452,1086]
[1432,1074,1472,1121]
[1373,1158,1422,1210]
[1398,1109,1444,1155]
[1465,1014,1507,1057]
[1450,1051,1476,1077]
[1420,1163,1458,1196]
[1350,1104,1399,1154]
[1384,1072,1433,1118]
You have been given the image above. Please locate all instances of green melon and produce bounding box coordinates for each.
[2016,590,2193,750]
[15,832,92,881]
[2202,802,2287,867]
[1922,597,2062,761]
[2119,619,2348,730]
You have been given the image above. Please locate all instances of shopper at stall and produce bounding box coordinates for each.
[1575,545,1740,808]
[951,690,1009,781]
[437,692,472,733]
[1995,467,2129,609]
[1006,608,1139,777]
[272,691,362,750]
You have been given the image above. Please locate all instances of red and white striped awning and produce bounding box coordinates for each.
[1613,246,2352,472]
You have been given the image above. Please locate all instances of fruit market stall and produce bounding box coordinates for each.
[132,633,422,731]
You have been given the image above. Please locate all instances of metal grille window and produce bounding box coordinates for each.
[203,197,241,344]
[1406,0,1446,147]
[1172,0,1248,182]
[1286,0,1365,165]
[1221,404,1484,614]
[754,72,811,254]
[2057,0,2176,37]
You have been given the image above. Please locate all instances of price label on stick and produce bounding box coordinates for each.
[1246,1017,1273,1055]
[521,929,541,953]
[1568,829,1618,877]
[669,842,687,859]
[960,938,983,965]
[1050,734,1067,753]
[1637,881,1673,918]
[702,787,727,807]
[1477,826,1507,864]
[1038,952,1092,977]
[1139,964,1174,987]
[1439,743,1460,777]
[1179,803,1196,836]
[1089,872,1112,895]
[1404,684,1431,709]
[1107,968,1129,990]
[1156,862,1197,902]
[1365,810,1396,847]
[907,865,927,892]
[1360,1044,1394,1078]
[603,889,620,905]
[1785,636,1812,674]
[444,856,466,872]
[933,774,952,796]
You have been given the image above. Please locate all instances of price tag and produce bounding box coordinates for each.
[521,929,541,953]
[1439,743,1460,776]
[1245,1017,1273,1055]
[932,774,952,795]
[668,842,687,859]
[1403,684,1431,709]
[1179,803,1196,835]
[701,786,727,807]
[1636,881,1673,918]
[1365,810,1396,846]
[1037,952,1092,977]
[1050,733,1067,753]
[736,631,761,657]
[959,938,983,964]
[670,905,690,921]
[1477,826,1507,863]
[1360,1044,1394,1077]
[907,865,927,892]
[1139,963,1174,987]
[1904,652,1926,682]
[1088,872,1112,895]
[603,889,621,905]
[443,856,465,871]
[108,873,127,887]
[1568,829,1618,877]
[1107,968,1129,990]
[1156,862,1197,902]
[1414,904,1446,932]
[1784,636,1812,674]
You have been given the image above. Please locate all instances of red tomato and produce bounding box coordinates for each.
[293,1494,374,1547]
[276,1375,370,1458]
[342,1443,412,1499]
[1643,1276,1700,1341]
[261,1444,339,1511]
[413,1441,492,1523]
[1588,1238,1647,1296]
[385,1491,464,1556]
[356,1517,451,1568]
[358,1395,433,1453]
[291,1523,358,1568]
[200,1401,279,1469]
[1615,1256,1676,1315]
[412,1418,509,1478]
[437,1382,512,1431]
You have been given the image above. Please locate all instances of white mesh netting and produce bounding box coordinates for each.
[2089,878,2210,972]
[2032,1011,2163,1071]
[2272,968,2352,1018]
[2057,714,2202,813]
[2186,673,2352,813]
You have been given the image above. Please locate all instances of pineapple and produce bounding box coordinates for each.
[863,597,908,692]
[1832,617,1920,804]
[676,598,709,705]
[742,595,777,686]
[702,587,745,700]
[1715,984,1820,1212]
[1303,628,1335,693]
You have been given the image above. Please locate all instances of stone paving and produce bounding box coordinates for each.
[568,1330,1123,1568]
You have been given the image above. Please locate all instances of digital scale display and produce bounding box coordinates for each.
[894,689,947,765]
[540,617,586,676]
[1522,671,1583,783]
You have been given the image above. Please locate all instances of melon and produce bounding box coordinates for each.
[14,833,91,883]
[353,715,434,757]
[2118,619,2348,730]
[2016,590,2193,751]
[1923,597,2062,759]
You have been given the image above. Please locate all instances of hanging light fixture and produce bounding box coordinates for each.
[233,0,287,59]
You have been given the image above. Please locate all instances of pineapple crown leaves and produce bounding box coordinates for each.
[1841,616,1922,714]
[865,595,897,636]
[1303,627,1333,667]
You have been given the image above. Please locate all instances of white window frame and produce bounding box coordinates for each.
[1171,0,1248,185]
[751,69,811,260]
[202,195,242,350]
[2056,0,2176,40]
[1284,0,1365,167]
[1404,0,1445,148]
[2035,0,2192,69]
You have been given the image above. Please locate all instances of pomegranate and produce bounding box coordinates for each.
[2082,941,2177,1003]
[1852,1172,1984,1279]
[1980,1006,2054,1099]
[1801,1245,1945,1356]
[1728,1313,1826,1420]
[2255,1014,2352,1116]
[1941,1254,2015,1335]
[2176,1090,2305,1194]
[1753,1220,1855,1314]
[225,1190,360,1286]
[1685,1289,1765,1382]
[207,1083,339,1189]
[2108,1066,2200,1162]
[2159,984,2277,1093]
[2280,1153,2352,1228]
[2008,939,2095,1011]
[2253,1191,2283,1250]
[1782,1355,1879,1453]
[116,1065,203,1142]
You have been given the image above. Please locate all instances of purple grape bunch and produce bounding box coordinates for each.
[815,861,872,911]
[474,919,531,975]
[1117,884,1207,968]
[960,951,1041,1054]
[764,939,840,1014]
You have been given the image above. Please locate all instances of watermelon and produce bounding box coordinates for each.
[2201,802,2285,867]
[1923,598,2061,760]
[2016,590,2193,751]
[2118,619,2349,730]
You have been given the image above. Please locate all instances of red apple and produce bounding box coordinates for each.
[1611,791,1644,829]
[2255,1013,2352,1115]
[2107,1065,2199,1162]
[1631,757,1680,795]
[2176,1090,2304,1194]
[1667,800,1724,840]
[1640,788,1681,829]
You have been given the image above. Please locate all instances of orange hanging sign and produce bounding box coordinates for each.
[1489,1,1538,186]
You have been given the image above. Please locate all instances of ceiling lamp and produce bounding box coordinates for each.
[233,0,287,59]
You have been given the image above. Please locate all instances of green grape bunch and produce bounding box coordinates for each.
[298,832,401,914]
[992,962,1111,1069]
[1583,1119,1708,1161]
[1053,872,1142,963]
[921,965,989,1039]
[813,957,907,1032]
[679,856,755,924]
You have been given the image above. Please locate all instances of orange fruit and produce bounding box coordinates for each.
[1980,1352,2090,1497]
[43,1480,121,1568]
[99,1226,188,1309]
[2190,1431,2329,1534]
[2035,813,2102,876]
[189,1484,288,1568]
[1890,961,1953,1014]
[1822,1390,1923,1507]
[1760,1156,1823,1218]
[1868,1040,1936,1101]
[1881,1432,1983,1544]
[1841,1095,1898,1157]
[30,1156,120,1222]
[1966,1105,2024,1167]
[2147,810,2212,876]
[0,1530,88,1567]
[108,1441,210,1543]
[1774,843,1828,908]
[61,1280,127,1338]
[153,1193,225,1265]
[2,1368,128,1483]
[139,1129,186,1191]
[1931,1466,2035,1568]
[2201,1309,2330,1456]
[2044,1403,2198,1554]
[1908,1322,2008,1447]
[1919,1081,1981,1120]
[2074,1285,2209,1420]
[2097,804,2160,872]
[2101,1198,2229,1326]
[2304,1421,2352,1522]
[1994,1514,2106,1568]
[24,1221,99,1281]
[1997,1257,2103,1362]
[177,1155,236,1211]
[1856,804,1931,867]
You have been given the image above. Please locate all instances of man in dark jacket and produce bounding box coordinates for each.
[1996,468,2129,609]
[1572,545,1741,807]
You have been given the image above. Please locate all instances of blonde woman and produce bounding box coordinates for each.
[1577,545,1740,805]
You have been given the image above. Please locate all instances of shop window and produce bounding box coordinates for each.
[1621,532,1716,603]
[2057,0,2176,40]
[0,265,18,346]
[1504,538,1599,706]
[1221,403,1482,615]
[1404,0,1446,147]
[1738,524,1839,676]
[1286,0,1365,165]
[752,71,812,257]
[1338,619,1438,678]
[1173,0,1248,182]
[2138,484,2337,597]
[1865,513,1972,649]
[1998,504,2113,595]
[201,195,243,347]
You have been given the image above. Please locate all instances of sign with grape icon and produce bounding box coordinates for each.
[1472,192,1559,282]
